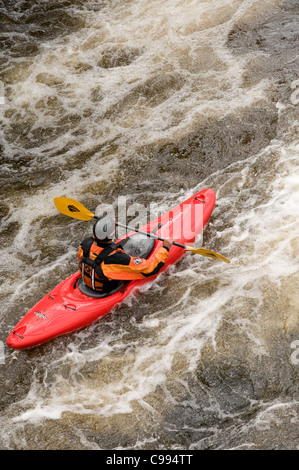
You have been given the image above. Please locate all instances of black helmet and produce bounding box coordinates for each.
[93,215,115,242]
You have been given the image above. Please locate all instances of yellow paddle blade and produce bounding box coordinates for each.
[54,197,96,221]
[185,246,231,263]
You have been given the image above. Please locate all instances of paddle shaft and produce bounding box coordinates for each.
[54,197,230,262]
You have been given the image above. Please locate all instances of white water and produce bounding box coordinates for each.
[0,0,299,450]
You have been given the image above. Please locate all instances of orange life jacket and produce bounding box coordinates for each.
[79,237,120,293]
[78,236,169,292]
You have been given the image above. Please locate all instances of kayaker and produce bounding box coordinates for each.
[78,215,173,293]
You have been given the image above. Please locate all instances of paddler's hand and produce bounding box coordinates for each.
[163,238,174,251]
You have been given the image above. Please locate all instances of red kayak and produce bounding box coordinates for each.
[7,188,216,349]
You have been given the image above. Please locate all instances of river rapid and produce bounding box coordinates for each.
[0,0,298,450]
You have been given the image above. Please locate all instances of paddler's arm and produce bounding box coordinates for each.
[78,246,83,260]
[102,238,173,281]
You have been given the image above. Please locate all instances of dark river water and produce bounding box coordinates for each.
[0,0,299,450]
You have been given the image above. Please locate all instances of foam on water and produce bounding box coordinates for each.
[4,138,298,437]
[1,0,276,156]
[1,0,299,450]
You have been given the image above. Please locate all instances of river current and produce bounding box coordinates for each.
[0,0,298,450]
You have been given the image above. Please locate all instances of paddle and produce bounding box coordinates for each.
[54,197,230,263]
